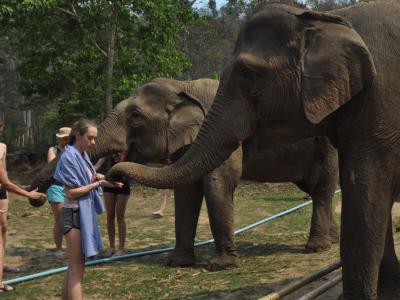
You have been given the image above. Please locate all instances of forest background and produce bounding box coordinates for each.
[0,0,357,153]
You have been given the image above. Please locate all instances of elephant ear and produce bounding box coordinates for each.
[167,92,206,155]
[299,11,376,124]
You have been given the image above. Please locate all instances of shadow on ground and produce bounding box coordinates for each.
[3,240,306,283]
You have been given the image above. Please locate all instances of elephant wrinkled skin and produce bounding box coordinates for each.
[109,1,400,299]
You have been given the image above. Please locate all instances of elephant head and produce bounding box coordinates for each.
[88,99,131,159]
[108,4,376,188]
[123,77,216,165]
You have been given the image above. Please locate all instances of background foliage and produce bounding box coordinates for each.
[0,0,358,150]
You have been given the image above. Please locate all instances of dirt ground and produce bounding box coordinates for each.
[274,203,400,300]
[3,181,400,299]
[187,202,400,300]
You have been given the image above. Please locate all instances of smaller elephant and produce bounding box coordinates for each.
[31,77,339,271]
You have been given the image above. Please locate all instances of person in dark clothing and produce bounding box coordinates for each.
[95,150,131,257]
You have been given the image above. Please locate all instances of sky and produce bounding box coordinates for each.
[193,0,229,10]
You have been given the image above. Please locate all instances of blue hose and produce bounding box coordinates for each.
[4,189,341,286]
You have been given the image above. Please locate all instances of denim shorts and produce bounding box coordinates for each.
[60,207,80,235]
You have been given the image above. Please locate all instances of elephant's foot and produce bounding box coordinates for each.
[207,254,240,271]
[305,235,332,253]
[378,270,400,299]
[378,287,400,300]
[167,249,195,267]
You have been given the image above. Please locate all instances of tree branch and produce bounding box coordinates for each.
[55,7,75,17]
[55,4,108,57]
[180,0,197,7]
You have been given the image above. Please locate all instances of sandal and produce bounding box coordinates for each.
[0,284,15,292]
[112,250,125,257]
[104,248,115,257]
[3,265,20,273]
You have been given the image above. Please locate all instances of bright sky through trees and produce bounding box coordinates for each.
[193,0,228,10]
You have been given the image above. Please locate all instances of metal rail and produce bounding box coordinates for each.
[258,261,341,300]
[297,274,342,300]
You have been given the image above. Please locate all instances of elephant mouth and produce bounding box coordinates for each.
[127,145,170,166]
[127,144,190,167]
[170,144,191,163]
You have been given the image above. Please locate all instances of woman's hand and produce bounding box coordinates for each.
[93,173,105,182]
[28,188,47,201]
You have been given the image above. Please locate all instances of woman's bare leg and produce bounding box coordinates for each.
[63,228,85,300]
[62,270,69,300]
[0,199,8,289]
[104,192,117,253]
[50,202,64,251]
[115,194,129,252]
[152,190,170,217]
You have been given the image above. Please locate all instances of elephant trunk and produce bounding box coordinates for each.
[88,99,130,161]
[29,158,58,207]
[108,96,241,188]
[30,158,59,193]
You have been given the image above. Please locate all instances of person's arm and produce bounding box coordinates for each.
[65,179,123,201]
[47,146,57,163]
[0,156,46,200]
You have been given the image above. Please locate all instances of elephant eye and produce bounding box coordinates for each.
[128,110,145,128]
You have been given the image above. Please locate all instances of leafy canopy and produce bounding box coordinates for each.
[1,0,197,127]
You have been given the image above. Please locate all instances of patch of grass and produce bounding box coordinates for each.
[3,181,345,299]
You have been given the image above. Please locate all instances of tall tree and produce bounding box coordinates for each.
[102,1,118,119]
[1,0,197,129]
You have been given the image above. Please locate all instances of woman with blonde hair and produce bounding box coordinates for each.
[47,127,71,259]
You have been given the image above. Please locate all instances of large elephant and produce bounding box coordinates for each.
[108,2,400,299]
[31,77,338,270]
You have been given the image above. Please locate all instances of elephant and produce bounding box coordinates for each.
[108,1,400,299]
[30,77,339,271]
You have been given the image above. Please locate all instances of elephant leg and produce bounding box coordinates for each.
[305,190,337,253]
[301,137,339,252]
[203,152,242,271]
[167,182,203,267]
[378,214,400,298]
[203,177,239,271]
[339,157,391,300]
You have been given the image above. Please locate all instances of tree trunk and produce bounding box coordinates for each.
[101,4,118,120]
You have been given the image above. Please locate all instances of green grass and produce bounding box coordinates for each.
[2,181,343,299]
